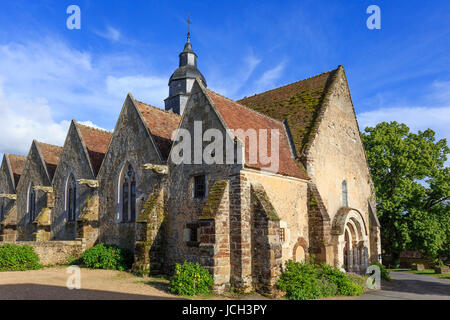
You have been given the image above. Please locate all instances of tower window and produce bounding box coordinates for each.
[194,175,206,199]
[121,164,136,222]
[67,175,77,221]
[342,180,348,207]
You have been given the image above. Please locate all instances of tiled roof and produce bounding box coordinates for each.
[206,90,309,180]
[76,123,113,176]
[134,100,181,161]
[35,141,63,180]
[7,154,27,187]
[238,67,339,155]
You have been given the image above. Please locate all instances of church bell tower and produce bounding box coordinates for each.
[164,17,207,115]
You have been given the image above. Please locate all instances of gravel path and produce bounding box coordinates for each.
[0,267,180,300]
[1,268,449,300]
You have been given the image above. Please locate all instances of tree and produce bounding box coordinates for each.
[361,122,449,266]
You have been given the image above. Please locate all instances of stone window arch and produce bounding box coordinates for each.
[28,183,36,223]
[66,174,77,221]
[119,162,137,223]
[332,208,369,273]
[342,180,348,207]
[292,237,308,263]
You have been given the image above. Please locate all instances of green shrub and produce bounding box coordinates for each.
[277,260,365,300]
[80,244,133,271]
[370,262,391,281]
[169,262,214,296]
[317,263,364,296]
[0,244,42,271]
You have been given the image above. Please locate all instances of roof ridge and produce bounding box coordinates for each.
[207,89,284,126]
[35,140,63,149]
[239,66,340,100]
[134,99,181,118]
[8,153,27,159]
[76,122,112,134]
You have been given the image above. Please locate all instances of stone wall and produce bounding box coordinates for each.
[304,67,380,265]
[98,95,163,251]
[249,182,282,295]
[52,122,96,240]
[243,170,309,265]
[16,142,52,241]
[3,240,84,266]
[198,180,230,293]
[0,156,16,224]
[165,85,241,278]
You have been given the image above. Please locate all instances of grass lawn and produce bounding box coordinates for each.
[389,268,450,281]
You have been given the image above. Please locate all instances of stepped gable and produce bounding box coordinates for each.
[134,100,181,161]
[206,89,309,180]
[76,123,113,176]
[238,67,340,155]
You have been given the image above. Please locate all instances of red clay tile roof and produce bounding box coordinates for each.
[76,123,113,176]
[238,67,339,155]
[134,100,181,161]
[7,154,27,187]
[206,90,309,180]
[35,141,63,180]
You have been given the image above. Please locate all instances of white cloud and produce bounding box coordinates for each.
[357,106,450,141]
[95,26,121,42]
[0,37,169,157]
[77,121,110,132]
[0,80,70,156]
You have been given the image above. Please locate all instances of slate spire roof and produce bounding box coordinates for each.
[75,122,113,176]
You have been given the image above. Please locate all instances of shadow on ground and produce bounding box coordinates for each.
[0,284,184,300]
[382,279,450,296]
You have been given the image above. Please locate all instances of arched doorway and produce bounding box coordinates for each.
[331,208,369,273]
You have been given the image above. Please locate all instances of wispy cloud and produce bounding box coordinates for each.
[207,50,262,98]
[255,61,286,92]
[95,26,121,42]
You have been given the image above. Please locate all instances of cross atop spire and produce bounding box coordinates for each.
[186,13,192,42]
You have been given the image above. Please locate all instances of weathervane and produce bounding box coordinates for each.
[186,13,192,41]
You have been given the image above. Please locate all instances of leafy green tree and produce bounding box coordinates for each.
[362,122,449,266]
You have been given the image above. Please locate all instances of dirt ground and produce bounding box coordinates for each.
[0,267,181,300]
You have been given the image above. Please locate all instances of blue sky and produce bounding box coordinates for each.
[0,0,449,158]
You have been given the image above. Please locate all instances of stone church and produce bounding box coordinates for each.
[0,33,381,294]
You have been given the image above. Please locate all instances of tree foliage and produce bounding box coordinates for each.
[362,122,449,265]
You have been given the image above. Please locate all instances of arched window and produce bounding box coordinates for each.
[342,180,348,207]
[67,175,77,221]
[0,191,4,221]
[28,183,36,223]
[121,164,136,222]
